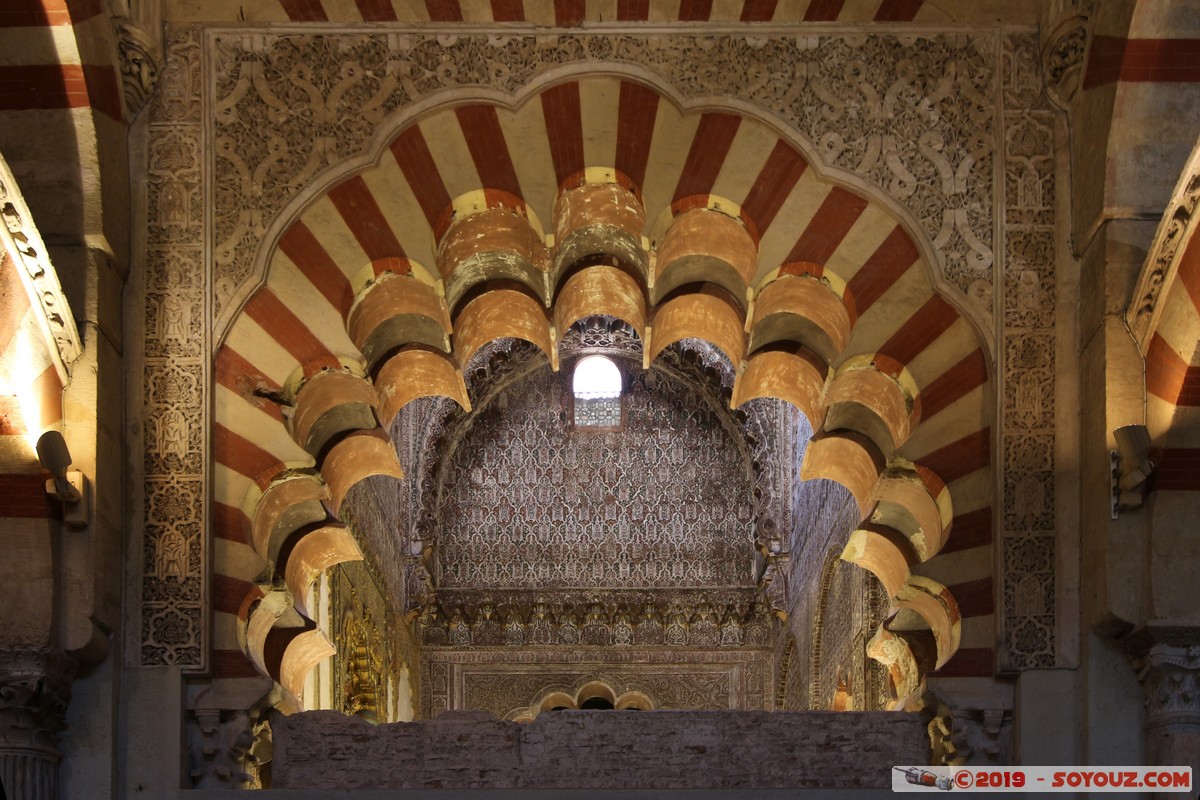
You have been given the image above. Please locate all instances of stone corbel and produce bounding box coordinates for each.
[113,17,163,120]
[186,677,276,790]
[1041,10,1092,112]
[926,696,1013,767]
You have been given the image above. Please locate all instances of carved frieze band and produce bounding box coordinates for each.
[998,33,1058,670]
[140,24,208,669]
[207,27,997,330]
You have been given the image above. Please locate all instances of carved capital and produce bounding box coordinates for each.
[0,649,75,800]
[1138,645,1200,729]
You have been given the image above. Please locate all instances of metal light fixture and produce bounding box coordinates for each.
[36,429,88,528]
[1111,424,1155,518]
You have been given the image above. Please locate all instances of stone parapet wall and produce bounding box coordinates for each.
[272,709,928,790]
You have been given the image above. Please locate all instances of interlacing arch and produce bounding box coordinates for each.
[211,77,993,713]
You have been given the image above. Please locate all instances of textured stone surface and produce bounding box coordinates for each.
[273,709,928,790]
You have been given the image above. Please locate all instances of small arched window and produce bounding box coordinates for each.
[572,355,622,428]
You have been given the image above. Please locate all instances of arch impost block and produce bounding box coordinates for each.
[321,428,404,511]
[291,370,380,457]
[799,429,884,517]
[375,348,471,425]
[553,265,648,343]
[652,206,757,308]
[454,288,557,371]
[249,472,331,564]
[748,272,852,364]
[347,272,453,370]
[890,575,961,670]
[645,292,746,370]
[731,347,827,429]
[437,206,552,312]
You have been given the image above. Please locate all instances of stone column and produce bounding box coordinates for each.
[1139,645,1200,790]
[0,650,74,800]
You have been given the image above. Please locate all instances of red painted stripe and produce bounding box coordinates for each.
[617,0,649,20]
[490,0,524,20]
[213,649,261,679]
[328,176,405,261]
[1085,37,1200,89]
[673,113,742,203]
[920,349,988,421]
[940,507,992,555]
[1155,447,1200,490]
[1146,332,1187,403]
[278,221,354,318]
[83,64,122,122]
[615,81,659,193]
[279,0,329,20]
[1083,35,1128,90]
[214,501,251,545]
[844,225,919,315]
[354,0,397,20]
[678,0,713,20]
[541,82,584,188]
[948,577,993,618]
[390,126,452,233]
[456,105,523,198]
[739,140,807,236]
[243,289,339,374]
[785,187,869,267]
[214,574,259,615]
[0,0,101,26]
[803,0,844,20]
[0,254,31,353]
[0,474,54,519]
[874,0,922,21]
[740,0,777,21]
[425,0,463,21]
[878,295,959,366]
[917,428,990,484]
[554,0,586,25]
[214,423,287,487]
[0,65,92,110]
[932,647,992,677]
[215,347,285,422]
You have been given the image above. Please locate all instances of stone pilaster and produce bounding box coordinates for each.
[0,650,74,800]
[1139,645,1200,782]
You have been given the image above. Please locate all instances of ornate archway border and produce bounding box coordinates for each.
[132,22,1063,677]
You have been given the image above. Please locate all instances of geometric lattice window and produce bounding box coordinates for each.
[572,355,622,428]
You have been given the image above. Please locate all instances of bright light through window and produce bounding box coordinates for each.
[572,355,622,399]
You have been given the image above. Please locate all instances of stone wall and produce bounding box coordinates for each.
[272,709,929,790]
